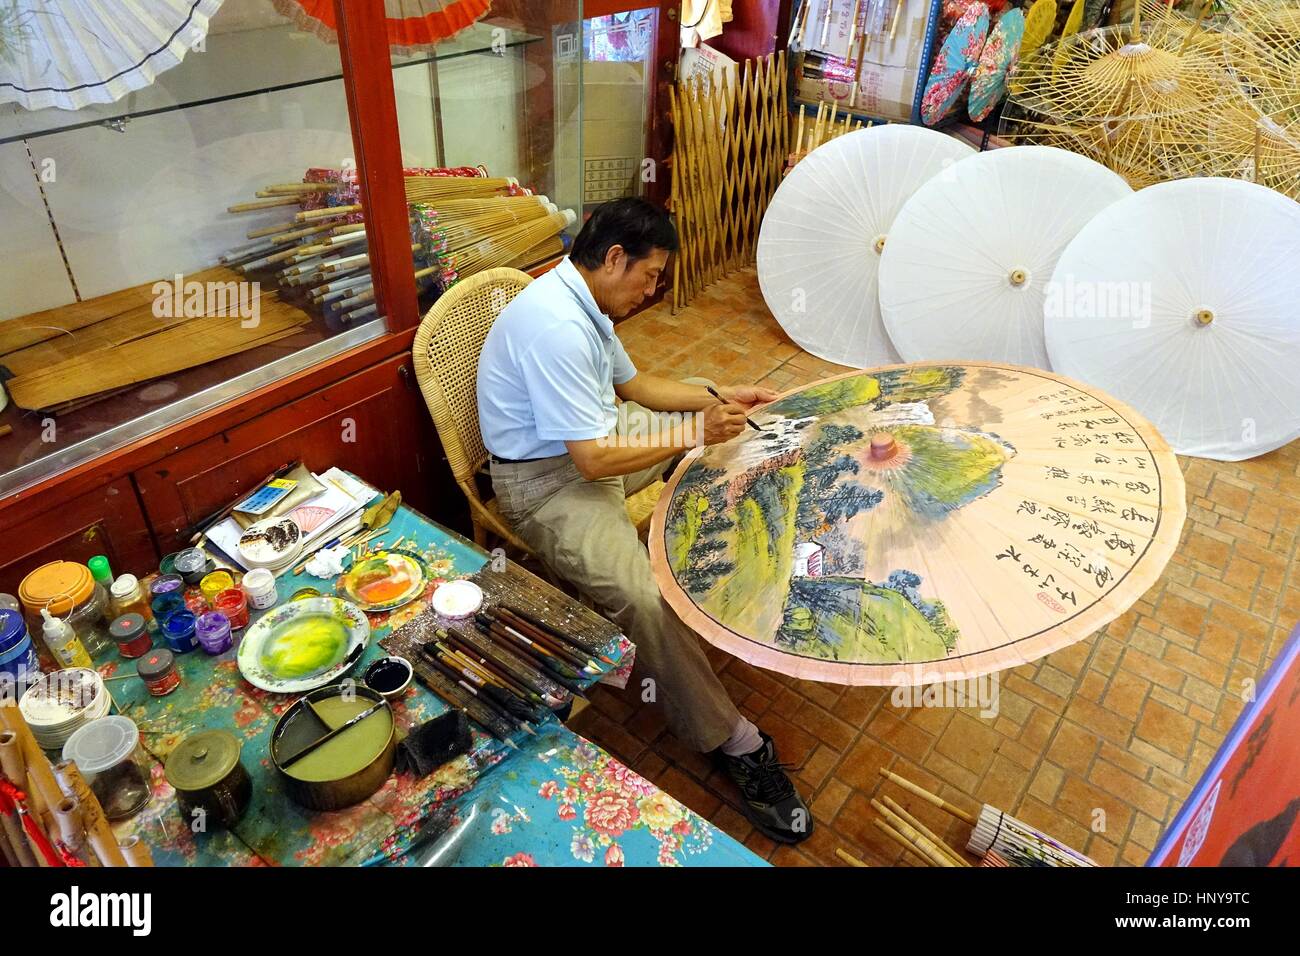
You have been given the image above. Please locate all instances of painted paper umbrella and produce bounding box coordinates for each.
[1046,177,1300,461]
[878,145,1132,370]
[756,125,974,370]
[650,362,1185,686]
[272,0,490,49]
[920,3,990,126]
[967,8,1026,122]
[0,0,224,111]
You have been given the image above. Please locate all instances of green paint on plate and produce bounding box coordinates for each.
[258,613,350,679]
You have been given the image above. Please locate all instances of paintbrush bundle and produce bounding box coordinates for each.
[670,51,789,312]
[382,558,624,746]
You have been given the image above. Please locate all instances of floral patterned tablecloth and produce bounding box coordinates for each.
[101,499,764,868]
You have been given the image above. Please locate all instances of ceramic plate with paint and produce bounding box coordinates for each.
[337,550,427,612]
[238,516,302,571]
[236,596,369,693]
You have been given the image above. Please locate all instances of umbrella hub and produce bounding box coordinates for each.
[869,433,899,461]
[1008,268,1030,288]
[873,234,887,255]
[1194,308,1215,327]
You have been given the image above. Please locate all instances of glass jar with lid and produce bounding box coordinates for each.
[18,561,112,657]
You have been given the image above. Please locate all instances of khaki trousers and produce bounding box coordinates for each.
[489,396,742,753]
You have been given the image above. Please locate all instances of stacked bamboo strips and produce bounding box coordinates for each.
[0,701,145,867]
[7,295,309,411]
[670,51,789,312]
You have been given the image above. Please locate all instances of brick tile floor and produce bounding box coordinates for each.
[566,268,1300,867]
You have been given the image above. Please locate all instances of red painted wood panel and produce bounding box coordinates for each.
[135,353,461,555]
[0,477,157,597]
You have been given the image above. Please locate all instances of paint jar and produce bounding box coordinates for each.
[109,613,152,659]
[161,610,198,654]
[183,587,209,615]
[19,561,112,657]
[242,568,278,611]
[159,552,181,576]
[109,574,154,628]
[0,609,40,680]
[173,548,209,586]
[200,570,235,606]
[137,649,181,697]
[214,588,249,630]
[62,715,151,821]
[0,593,19,612]
[149,574,185,622]
[195,611,233,655]
[165,730,251,829]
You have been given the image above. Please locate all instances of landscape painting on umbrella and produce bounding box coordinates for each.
[649,363,1186,686]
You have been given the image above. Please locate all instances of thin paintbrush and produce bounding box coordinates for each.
[495,605,615,665]
[431,641,543,724]
[415,665,518,746]
[483,608,599,673]
[421,648,538,733]
[440,628,561,706]
[476,614,586,682]
[704,385,767,432]
[498,601,606,657]
[473,620,589,696]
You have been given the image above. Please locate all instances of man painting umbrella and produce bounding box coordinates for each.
[478,198,812,844]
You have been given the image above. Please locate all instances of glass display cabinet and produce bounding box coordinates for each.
[0,0,590,499]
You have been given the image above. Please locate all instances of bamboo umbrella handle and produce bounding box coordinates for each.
[881,794,970,866]
[54,797,87,854]
[119,835,154,867]
[52,761,127,868]
[296,204,363,223]
[873,818,934,866]
[227,196,301,213]
[879,767,979,825]
[871,798,955,867]
[835,847,869,867]
[0,716,62,827]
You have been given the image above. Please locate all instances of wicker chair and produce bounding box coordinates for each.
[411,268,662,557]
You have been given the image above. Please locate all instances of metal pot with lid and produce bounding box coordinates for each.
[165,729,252,829]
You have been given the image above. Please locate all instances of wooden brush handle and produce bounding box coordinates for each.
[119,835,155,867]
[872,818,933,866]
[881,794,969,866]
[871,798,955,867]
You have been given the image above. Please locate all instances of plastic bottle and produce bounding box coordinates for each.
[88,555,114,588]
[40,608,93,669]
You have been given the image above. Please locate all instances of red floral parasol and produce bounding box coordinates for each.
[273,0,491,49]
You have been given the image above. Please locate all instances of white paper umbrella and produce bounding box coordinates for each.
[1046,177,1300,461]
[756,125,975,369]
[878,145,1132,370]
[0,0,225,111]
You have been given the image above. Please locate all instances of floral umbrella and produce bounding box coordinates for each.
[272,0,490,50]
[650,363,1185,686]
[920,2,990,126]
[0,0,224,111]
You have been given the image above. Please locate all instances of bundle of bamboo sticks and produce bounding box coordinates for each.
[0,701,152,867]
[878,768,1097,867]
[221,169,571,325]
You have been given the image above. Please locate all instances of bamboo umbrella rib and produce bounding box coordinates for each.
[873,818,936,866]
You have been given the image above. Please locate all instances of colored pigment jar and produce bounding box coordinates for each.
[195,611,233,655]
[109,613,152,659]
[0,609,39,679]
[161,610,198,654]
[200,570,235,606]
[183,587,209,615]
[137,649,181,697]
[213,588,249,630]
[173,548,209,586]
[242,568,278,611]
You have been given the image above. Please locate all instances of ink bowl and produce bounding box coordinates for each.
[363,656,413,700]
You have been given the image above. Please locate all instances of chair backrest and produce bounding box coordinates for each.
[412,267,533,488]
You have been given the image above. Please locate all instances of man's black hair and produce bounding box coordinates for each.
[569,197,678,270]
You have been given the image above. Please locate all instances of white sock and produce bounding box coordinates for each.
[720,717,763,757]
